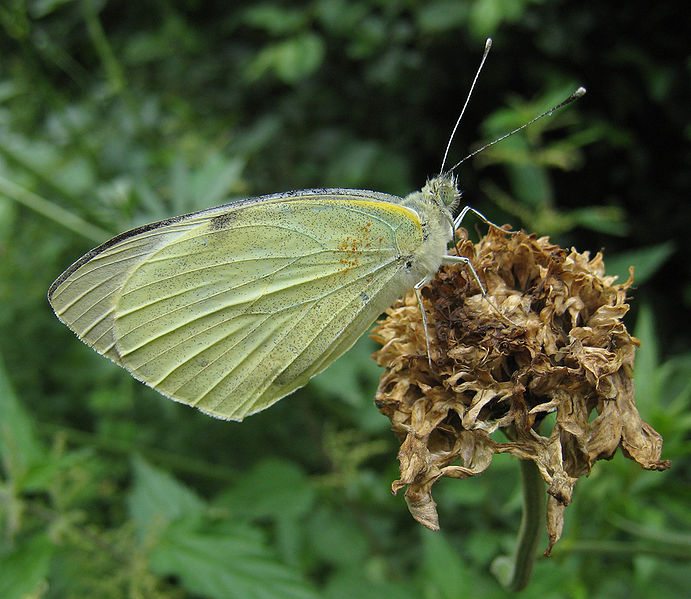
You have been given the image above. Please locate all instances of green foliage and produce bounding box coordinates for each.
[130,458,320,599]
[0,535,55,599]
[1,1,688,597]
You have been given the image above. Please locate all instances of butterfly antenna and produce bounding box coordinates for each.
[447,87,587,173]
[439,38,493,175]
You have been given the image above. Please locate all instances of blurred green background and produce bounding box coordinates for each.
[1,1,689,597]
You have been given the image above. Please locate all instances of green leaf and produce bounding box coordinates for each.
[31,0,77,18]
[324,567,420,599]
[633,303,660,409]
[215,458,315,520]
[469,0,535,39]
[243,4,309,35]
[605,241,675,286]
[0,535,55,599]
[246,33,326,83]
[417,1,469,33]
[170,153,246,216]
[151,523,320,599]
[21,447,94,493]
[421,529,472,599]
[508,161,552,208]
[311,335,380,406]
[0,351,45,483]
[128,455,206,534]
[306,507,368,567]
[315,0,369,36]
[565,205,629,236]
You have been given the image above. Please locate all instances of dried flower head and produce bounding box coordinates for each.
[371,227,669,555]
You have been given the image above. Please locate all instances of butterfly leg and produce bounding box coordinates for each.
[413,277,434,368]
[454,205,517,234]
[416,244,516,368]
[450,209,519,325]
[441,254,519,328]
[441,254,486,293]
[414,254,486,367]
[415,255,488,368]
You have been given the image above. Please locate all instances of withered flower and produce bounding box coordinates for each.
[372,227,669,555]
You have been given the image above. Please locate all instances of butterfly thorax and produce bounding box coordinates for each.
[400,173,460,281]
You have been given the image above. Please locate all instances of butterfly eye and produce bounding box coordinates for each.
[424,176,460,211]
[439,179,460,209]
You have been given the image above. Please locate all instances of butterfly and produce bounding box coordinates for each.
[48,173,474,420]
[48,38,584,421]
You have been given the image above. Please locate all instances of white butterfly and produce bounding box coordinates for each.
[48,38,584,421]
[48,173,475,420]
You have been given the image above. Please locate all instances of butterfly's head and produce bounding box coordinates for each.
[424,174,461,213]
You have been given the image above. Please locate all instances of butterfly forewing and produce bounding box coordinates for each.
[49,218,206,362]
[49,191,425,420]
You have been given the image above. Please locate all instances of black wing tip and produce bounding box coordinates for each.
[45,215,189,304]
[47,279,58,302]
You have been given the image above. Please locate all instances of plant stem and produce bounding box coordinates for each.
[0,175,110,242]
[81,0,126,95]
[490,458,545,591]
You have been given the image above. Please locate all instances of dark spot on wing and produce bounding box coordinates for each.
[209,212,236,231]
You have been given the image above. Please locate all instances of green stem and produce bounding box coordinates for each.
[0,175,109,242]
[81,0,126,96]
[490,459,545,592]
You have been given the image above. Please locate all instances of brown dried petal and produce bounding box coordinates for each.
[372,228,669,551]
